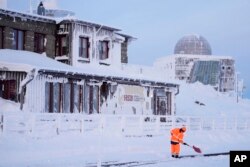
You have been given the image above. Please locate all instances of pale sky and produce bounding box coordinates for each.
[2,0,250,98]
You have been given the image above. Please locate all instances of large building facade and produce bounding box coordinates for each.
[154,34,236,93]
[0,7,179,115]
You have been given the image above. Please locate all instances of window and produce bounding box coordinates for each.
[56,35,68,56]
[79,37,89,58]
[12,29,24,50]
[34,33,45,53]
[99,41,109,60]
[0,80,17,101]
[45,82,84,113]
[0,27,3,49]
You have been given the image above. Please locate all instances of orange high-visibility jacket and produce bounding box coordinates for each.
[171,128,184,143]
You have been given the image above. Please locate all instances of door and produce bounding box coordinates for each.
[157,96,167,115]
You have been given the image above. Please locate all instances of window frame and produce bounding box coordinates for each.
[56,35,68,56]
[79,36,90,59]
[34,33,45,53]
[12,29,25,50]
[99,40,109,60]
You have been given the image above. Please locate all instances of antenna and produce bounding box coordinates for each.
[29,0,38,14]
[29,0,32,13]
[0,0,7,9]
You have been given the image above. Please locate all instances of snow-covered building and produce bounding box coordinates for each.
[154,34,235,93]
[0,7,179,115]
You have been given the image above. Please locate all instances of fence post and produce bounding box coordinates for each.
[120,116,125,133]
[0,114,3,135]
[224,118,227,130]
[186,116,191,130]
[99,115,106,133]
[80,116,84,133]
[139,116,144,134]
[234,118,238,130]
[171,116,175,129]
[155,116,160,134]
[29,114,35,134]
[56,114,61,135]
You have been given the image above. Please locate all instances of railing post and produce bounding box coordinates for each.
[234,118,238,130]
[171,116,175,129]
[120,116,125,133]
[212,118,215,130]
[56,114,61,135]
[0,114,3,135]
[224,117,227,130]
[80,116,84,133]
[186,116,191,130]
[155,116,160,134]
[99,115,106,132]
[28,114,35,134]
[139,116,144,134]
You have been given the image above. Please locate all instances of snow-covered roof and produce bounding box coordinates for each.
[59,19,121,32]
[115,33,137,41]
[0,50,178,87]
[155,54,234,64]
[0,8,56,23]
[0,8,135,38]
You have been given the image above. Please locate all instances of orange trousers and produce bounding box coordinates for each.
[171,143,180,155]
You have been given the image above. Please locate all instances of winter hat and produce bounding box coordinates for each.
[181,126,186,132]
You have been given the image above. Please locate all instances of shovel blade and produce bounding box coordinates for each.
[193,146,202,153]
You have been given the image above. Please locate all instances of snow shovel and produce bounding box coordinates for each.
[184,143,202,153]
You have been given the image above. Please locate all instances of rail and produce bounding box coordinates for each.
[0,113,249,137]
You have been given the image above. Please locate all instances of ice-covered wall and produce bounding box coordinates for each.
[70,23,124,68]
[154,54,235,93]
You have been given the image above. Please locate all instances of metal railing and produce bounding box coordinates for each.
[0,113,249,137]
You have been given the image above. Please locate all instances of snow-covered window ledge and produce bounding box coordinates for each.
[78,57,90,63]
[99,59,111,66]
[55,55,69,61]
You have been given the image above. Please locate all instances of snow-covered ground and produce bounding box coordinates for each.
[1,82,250,167]
[1,128,250,167]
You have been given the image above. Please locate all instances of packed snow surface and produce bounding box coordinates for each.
[1,80,250,167]
[1,50,250,167]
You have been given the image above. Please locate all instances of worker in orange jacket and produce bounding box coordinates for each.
[170,126,187,158]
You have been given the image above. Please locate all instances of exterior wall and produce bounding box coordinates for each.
[23,73,177,115]
[0,12,57,57]
[153,56,175,80]
[219,59,235,92]
[70,23,94,66]
[24,31,34,52]
[116,84,147,115]
[58,22,124,68]
[155,55,236,93]
[0,9,177,115]
[121,41,128,63]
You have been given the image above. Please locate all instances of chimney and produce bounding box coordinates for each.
[37,1,45,16]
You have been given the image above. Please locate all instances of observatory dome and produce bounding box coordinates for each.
[174,34,212,55]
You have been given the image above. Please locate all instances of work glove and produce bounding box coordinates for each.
[178,139,183,143]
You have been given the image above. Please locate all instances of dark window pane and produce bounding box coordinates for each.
[56,36,68,56]
[99,41,109,60]
[0,27,3,49]
[12,29,17,49]
[17,31,24,50]
[79,37,89,58]
[34,33,45,53]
